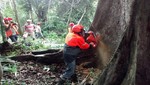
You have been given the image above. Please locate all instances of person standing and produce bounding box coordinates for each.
[68,22,74,33]
[35,22,44,39]
[23,19,36,40]
[3,18,12,39]
[9,22,19,42]
[3,17,19,43]
[58,24,96,85]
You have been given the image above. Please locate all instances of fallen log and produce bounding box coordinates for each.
[11,49,63,64]
[11,49,98,68]
[32,49,62,55]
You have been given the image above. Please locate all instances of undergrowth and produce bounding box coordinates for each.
[0,31,65,56]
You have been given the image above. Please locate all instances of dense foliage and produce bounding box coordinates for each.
[0,0,98,38]
[0,0,98,55]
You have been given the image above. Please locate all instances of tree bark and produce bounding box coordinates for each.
[12,0,23,35]
[90,0,150,85]
[0,12,7,42]
[135,1,150,85]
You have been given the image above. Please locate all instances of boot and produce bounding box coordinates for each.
[57,78,65,85]
[71,82,77,85]
[70,74,78,83]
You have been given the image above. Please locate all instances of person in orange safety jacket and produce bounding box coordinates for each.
[86,31,98,47]
[3,18,12,38]
[58,24,95,85]
[3,18,19,42]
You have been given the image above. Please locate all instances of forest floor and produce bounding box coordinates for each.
[0,41,100,85]
[2,60,100,85]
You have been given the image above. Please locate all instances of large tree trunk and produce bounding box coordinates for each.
[90,0,150,85]
[136,1,150,85]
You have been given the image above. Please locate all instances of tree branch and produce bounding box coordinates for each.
[77,7,86,24]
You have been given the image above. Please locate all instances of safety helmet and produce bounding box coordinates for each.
[4,18,8,21]
[27,19,32,22]
[4,17,12,21]
[72,24,84,33]
[7,17,12,21]
[88,31,94,34]
[69,22,74,27]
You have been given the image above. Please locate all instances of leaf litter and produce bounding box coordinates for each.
[2,61,100,85]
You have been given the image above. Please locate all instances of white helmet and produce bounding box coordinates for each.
[27,19,32,22]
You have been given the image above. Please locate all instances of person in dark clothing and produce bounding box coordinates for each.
[57,24,96,85]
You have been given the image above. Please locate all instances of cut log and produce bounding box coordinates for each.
[32,49,62,55]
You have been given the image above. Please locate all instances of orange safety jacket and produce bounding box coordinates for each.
[65,33,90,50]
[6,30,12,37]
[4,24,12,37]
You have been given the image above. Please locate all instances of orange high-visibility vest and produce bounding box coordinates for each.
[6,29,12,37]
[65,33,90,50]
[4,24,12,37]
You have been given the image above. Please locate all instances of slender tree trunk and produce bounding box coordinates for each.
[67,0,74,25]
[27,0,33,20]
[9,0,13,11]
[90,0,150,85]
[12,0,23,35]
[33,0,50,22]
[43,0,51,22]
[0,12,7,42]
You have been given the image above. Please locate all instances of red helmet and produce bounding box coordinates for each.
[69,22,74,27]
[72,24,84,33]
[7,17,12,21]
[4,18,8,21]
[4,17,12,21]
[88,31,94,34]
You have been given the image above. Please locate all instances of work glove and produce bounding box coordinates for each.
[86,34,97,44]
[90,42,96,48]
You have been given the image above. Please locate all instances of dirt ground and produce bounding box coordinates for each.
[2,60,100,85]
[0,42,100,85]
